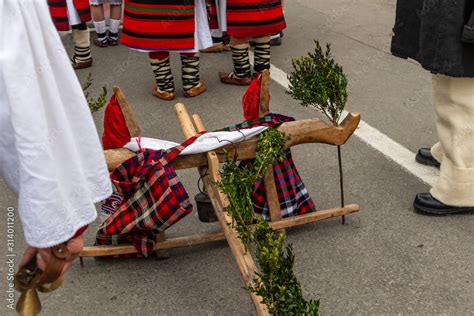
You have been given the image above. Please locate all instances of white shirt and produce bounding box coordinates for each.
[0,0,112,248]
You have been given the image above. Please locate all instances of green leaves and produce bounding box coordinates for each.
[217,128,287,245]
[218,129,319,315]
[82,73,108,113]
[287,41,348,126]
[249,217,320,316]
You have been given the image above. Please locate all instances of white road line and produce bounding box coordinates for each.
[253,54,439,186]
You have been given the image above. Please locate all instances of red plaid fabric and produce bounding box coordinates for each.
[223,113,317,219]
[240,150,316,220]
[95,133,204,256]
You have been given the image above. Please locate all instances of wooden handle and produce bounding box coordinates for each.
[15,244,68,290]
[113,86,142,137]
[104,113,361,171]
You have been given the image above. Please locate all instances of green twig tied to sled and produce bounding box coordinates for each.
[218,129,320,315]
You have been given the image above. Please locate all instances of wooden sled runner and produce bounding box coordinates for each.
[80,70,361,315]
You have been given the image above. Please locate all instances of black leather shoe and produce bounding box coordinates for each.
[415,148,440,168]
[414,193,474,215]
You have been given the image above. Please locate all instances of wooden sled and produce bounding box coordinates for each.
[80,70,361,315]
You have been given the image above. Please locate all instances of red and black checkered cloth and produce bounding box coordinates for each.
[222,113,317,220]
[95,133,203,257]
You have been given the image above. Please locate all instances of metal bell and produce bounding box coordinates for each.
[195,192,218,223]
[16,289,41,316]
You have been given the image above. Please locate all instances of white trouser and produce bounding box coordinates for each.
[430,74,474,206]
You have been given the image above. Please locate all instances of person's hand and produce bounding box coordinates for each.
[19,235,84,276]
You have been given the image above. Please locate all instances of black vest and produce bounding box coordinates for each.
[391,0,474,77]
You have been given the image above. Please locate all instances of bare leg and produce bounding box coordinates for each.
[108,3,123,45]
[91,4,105,22]
[110,4,122,20]
[91,4,108,47]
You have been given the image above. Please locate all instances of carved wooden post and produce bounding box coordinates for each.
[258,70,283,224]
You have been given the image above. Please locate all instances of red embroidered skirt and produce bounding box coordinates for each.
[121,0,196,51]
[47,0,91,31]
[226,0,286,38]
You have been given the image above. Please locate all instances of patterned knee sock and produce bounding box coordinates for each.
[93,20,107,41]
[253,36,271,73]
[109,18,121,40]
[149,54,174,92]
[72,27,92,63]
[180,53,200,90]
[230,43,251,78]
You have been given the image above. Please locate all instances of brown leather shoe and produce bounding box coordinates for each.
[200,43,230,53]
[152,85,176,101]
[72,58,93,70]
[184,80,207,98]
[219,72,252,86]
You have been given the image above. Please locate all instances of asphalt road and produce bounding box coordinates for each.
[1,0,473,315]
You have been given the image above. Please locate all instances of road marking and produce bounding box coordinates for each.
[251,53,439,186]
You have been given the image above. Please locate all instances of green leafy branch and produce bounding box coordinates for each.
[82,73,107,113]
[287,41,348,126]
[217,128,319,315]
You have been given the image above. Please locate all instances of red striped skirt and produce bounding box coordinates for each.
[121,0,196,51]
[226,0,286,38]
[47,0,91,31]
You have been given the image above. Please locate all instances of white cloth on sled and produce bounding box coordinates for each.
[124,126,268,155]
[0,0,112,248]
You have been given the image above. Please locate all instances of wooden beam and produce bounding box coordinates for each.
[258,69,270,116]
[175,103,198,139]
[113,86,142,137]
[264,166,282,223]
[175,106,269,316]
[258,70,282,224]
[155,232,170,259]
[79,204,359,258]
[104,113,361,171]
[80,232,226,257]
[270,204,360,231]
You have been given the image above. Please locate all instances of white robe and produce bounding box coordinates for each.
[0,0,112,248]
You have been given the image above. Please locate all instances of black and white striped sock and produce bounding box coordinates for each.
[150,57,175,92]
[253,37,271,73]
[72,46,91,64]
[230,43,251,78]
[181,53,200,90]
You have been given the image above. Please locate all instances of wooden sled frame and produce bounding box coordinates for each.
[80,70,361,315]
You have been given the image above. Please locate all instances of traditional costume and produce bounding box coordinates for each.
[0,0,112,248]
[392,0,474,214]
[47,0,93,69]
[90,0,123,47]
[121,0,212,100]
[219,0,286,85]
